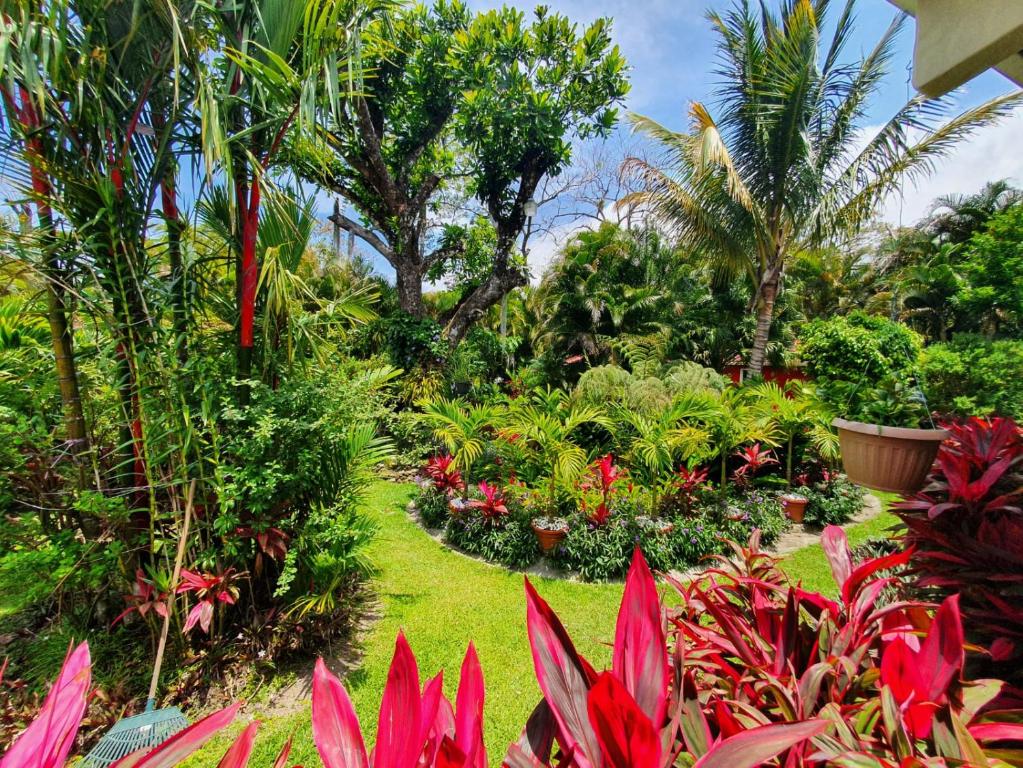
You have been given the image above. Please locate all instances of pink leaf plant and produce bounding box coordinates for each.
[468,482,510,522]
[111,568,169,628]
[425,455,466,496]
[311,635,488,768]
[176,567,241,634]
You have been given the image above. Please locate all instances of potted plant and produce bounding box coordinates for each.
[829,378,948,494]
[778,493,808,523]
[531,515,569,554]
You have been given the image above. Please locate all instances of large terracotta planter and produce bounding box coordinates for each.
[833,418,949,495]
[531,521,568,555]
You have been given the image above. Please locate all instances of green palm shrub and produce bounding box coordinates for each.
[421,399,500,493]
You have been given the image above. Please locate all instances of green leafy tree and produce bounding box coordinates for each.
[299,2,628,343]
[625,0,1020,376]
[955,205,1023,338]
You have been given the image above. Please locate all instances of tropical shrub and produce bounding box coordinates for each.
[799,312,922,384]
[414,486,452,529]
[715,488,789,545]
[445,508,538,570]
[920,336,1023,417]
[796,473,866,527]
[895,416,1023,684]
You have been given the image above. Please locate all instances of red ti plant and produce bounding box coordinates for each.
[425,455,466,496]
[111,568,169,627]
[509,547,830,768]
[731,443,777,483]
[312,635,487,768]
[578,455,622,526]
[0,643,265,768]
[667,465,710,516]
[176,568,241,634]
[468,482,510,522]
[895,416,1023,683]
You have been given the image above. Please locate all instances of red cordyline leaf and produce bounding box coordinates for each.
[524,577,601,768]
[312,657,368,768]
[918,594,964,701]
[586,672,661,768]
[454,643,487,768]
[376,633,437,768]
[821,526,852,591]
[110,702,243,768]
[215,721,259,768]
[0,642,91,768]
[969,722,1023,742]
[690,720,829,768]
[613,547,668,725]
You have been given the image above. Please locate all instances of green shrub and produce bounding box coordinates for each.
[553,519,636,581]
[800,312,921,384]
[414,486,450,529]
[920,336,1023,417]
[715,488,789,546]
[572,365,632,408]
[444,512,538,569]
[663,361,726,394]
[798,475,865,527]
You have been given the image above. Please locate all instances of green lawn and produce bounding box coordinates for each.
[175,483,901,765]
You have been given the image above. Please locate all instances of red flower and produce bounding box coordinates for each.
[733,443,778,478]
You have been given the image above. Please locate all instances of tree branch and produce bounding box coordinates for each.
[328,212,395,263]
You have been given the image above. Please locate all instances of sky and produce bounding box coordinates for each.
[441,0,1023,281]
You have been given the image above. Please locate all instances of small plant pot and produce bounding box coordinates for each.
[636,516,674,535]
[448,497,469,516]
[779,493,808,523]
[531,520,568,555]
[833,418,949,495]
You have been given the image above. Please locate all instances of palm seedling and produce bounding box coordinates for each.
[502,391,610,514]
[616,402,708,514]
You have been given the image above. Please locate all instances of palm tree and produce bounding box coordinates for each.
[747,381,836,486]
[926,180,1023,245]
[421,399,500,494]
[616,402,708,512]
[625,0,1021,376]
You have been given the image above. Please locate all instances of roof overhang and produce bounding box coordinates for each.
[889,0,1023,97]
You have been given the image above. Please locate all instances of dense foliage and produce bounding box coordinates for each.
[13,530,1023,768]
[895,417,1023,686]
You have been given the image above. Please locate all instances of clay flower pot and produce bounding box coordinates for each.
[448,497,469,516]
[531,518,569,555]
[833,418,949,495]
[779,493,808,523]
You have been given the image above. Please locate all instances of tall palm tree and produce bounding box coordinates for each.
[625,0,1021,376]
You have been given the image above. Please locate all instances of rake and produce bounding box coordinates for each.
[81,480,196,767]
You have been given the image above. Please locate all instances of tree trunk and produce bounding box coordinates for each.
[15,90,91,476]
[162,170,187,363]
[444,265,526,345]
[747,274,779,378]
[395,260,425,319]
[237,174,260,384]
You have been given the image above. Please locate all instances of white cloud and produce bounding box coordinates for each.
[874,106,1023,227]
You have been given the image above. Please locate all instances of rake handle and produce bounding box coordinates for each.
[146,479,195,710]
